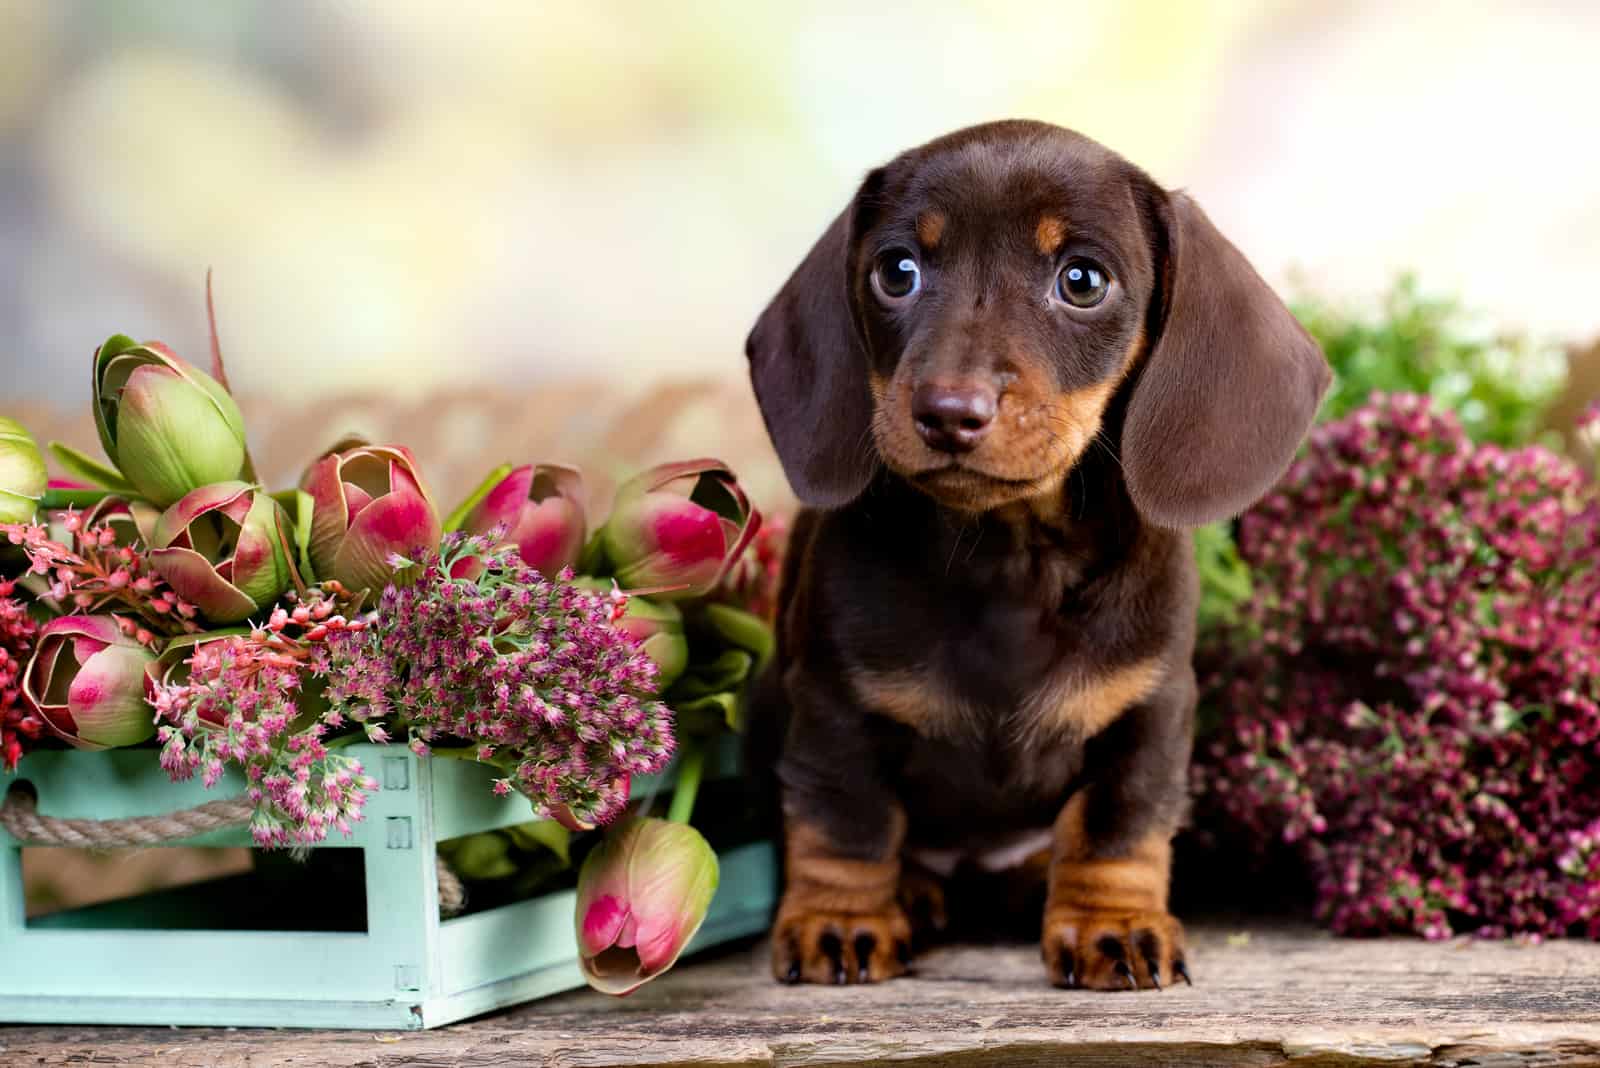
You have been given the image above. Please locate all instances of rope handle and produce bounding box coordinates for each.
[0,788,466,916]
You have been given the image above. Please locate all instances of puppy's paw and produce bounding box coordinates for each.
[771,904,913,985]
[1041,908,1189,991]
[897,866,949,946]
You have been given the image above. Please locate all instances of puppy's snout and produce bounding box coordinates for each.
[912,381,998,453]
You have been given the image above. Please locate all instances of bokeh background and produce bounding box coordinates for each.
[4,1,1598,401]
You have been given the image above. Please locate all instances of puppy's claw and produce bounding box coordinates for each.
[783,961,801,984]
[1174,959,1193,986]
[1146,960,1162,990]
[1058,946,1078,989]
[1113,959,1136,989]
[854,933,876,983]
[819,931,846,984]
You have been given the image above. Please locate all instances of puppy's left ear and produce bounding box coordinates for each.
[1123,191,1331,528]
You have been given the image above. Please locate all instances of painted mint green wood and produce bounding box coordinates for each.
[0,739,774,1030]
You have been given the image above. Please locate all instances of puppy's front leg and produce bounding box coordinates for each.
[1042,688,1193,991]
[771,672,912,985]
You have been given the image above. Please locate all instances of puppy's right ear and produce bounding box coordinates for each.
[745,173,882,508]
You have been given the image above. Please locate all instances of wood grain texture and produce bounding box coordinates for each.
[5,922,1599,1066]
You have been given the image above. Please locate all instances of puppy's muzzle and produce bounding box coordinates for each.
[912,380,998,454]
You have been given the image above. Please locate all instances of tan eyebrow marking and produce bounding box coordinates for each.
[916,211,946,249]
[1035,215,1068,255]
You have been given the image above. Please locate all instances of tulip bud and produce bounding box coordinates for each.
[81,495,161,549]
[573,580,688,689]
[300,442,441,592]
[575,818,719,996]
[24,615,157,750]
[148,482,294,624]
[0,417,47,524]
[597,460,760,600]
[92,336,250,507]
[460,464,587,576]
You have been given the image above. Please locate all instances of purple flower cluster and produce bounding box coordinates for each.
[151,590,378,848]
[1196,393,1600,940]
[316,535,673,828]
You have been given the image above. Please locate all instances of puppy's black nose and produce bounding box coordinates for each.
[912,382,997,453]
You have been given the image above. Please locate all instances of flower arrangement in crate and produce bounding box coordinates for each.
[0,312,780,996]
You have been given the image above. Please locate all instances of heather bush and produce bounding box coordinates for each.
[1194,394,1600,939]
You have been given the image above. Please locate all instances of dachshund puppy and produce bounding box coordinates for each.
[744,120,1330,990]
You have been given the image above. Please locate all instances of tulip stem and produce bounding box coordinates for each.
[40,489,116,510]
[666,738,706,824]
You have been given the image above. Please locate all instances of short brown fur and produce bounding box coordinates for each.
[916,210,946,249]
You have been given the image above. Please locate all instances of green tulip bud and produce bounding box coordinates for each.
[0,417,47,523]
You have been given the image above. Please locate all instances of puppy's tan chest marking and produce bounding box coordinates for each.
[849,656,1164,740]
[1024,656,1165,741]
[849,669,976,734]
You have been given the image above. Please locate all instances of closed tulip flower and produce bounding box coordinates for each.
[92,335,249,507]
[598,460,760,600]
[300,442,441,592]
[24,615,157,750]
[575,817,719,996]
[574,580,689,690]
[148,482,294,624]
[0,417,47,524]
[461,463,586,576]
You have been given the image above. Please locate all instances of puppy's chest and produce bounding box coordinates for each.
[849,578,1163,751]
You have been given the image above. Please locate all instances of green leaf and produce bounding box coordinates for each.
[671,690,743,733]
[47,441,137,495]
[505,819,571,865]
[699,603,775,667]
[270,489,319,583]
[669,649,754,701]
[443,462,514,534]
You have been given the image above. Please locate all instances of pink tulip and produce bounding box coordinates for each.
[460,464,586,576]
[300,441,441,592]
[149,482,293,624]
[23,615,156,750]
[575,817,719,995]
[598,460,760,600]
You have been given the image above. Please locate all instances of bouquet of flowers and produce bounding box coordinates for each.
[1,304,779,995]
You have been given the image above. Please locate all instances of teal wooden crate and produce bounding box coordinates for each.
[0,740,775,1029]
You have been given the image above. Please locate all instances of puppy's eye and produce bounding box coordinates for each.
[872,249,922,302]
[1056,258,1110,308]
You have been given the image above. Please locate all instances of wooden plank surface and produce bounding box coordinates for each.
[4,922,1599,1066]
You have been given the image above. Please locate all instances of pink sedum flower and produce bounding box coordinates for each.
[300,441,441,592]
[598,459,760,600]
[575,817,719,996]
[1195,393,1600,940]
[461,463,586,576]
[24,614,156,750]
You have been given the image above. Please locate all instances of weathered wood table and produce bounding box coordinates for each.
[4,922,1598,1066]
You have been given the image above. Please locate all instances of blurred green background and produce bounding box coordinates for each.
[2,0,1596,404]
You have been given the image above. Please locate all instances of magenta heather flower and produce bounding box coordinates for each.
[315,535,673,829]
[150,586,378,847]
[1195,393,1600,940]
[1,580,42,771]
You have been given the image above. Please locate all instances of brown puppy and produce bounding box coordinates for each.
[745,120,1330,989]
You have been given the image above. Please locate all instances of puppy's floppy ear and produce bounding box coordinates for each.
[1123,191,1331,528]
[745,173,883,508]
